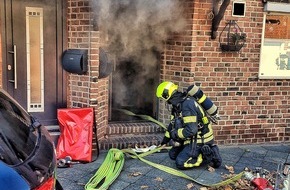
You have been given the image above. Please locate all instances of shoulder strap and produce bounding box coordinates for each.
[189,95,217,124]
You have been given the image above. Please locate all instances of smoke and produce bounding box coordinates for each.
[92,0,186,59]
[91,0,187,115]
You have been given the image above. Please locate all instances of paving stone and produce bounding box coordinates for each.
[238,145,268,155]
[160,176,195,190]
[219,150,243,163]
[124,175,158,190]
[260,161,280,172]
[109,180,131,190]
[262,144,290,153]
[123,163,152,174]
[238,155,264,166]
[145,168,172,179]
[57,144,290,190]
[196,170,225,185]
[266,150,288,163]
[116,170,144,183]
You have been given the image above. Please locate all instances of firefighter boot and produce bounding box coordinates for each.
[210,144,222,168]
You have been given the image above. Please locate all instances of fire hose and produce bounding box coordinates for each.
[84,109,245,190]
[114,109,167,130]
[85,146,244,190]
[85,148,125,190]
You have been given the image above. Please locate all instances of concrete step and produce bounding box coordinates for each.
[44,122,166,151]
[107,121,165,135]
[44,125,60,147]
[98,133,164,150]
[98,121,165,150]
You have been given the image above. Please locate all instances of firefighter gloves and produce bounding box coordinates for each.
[170,129,178,141]
[201,145,212,155]
[161,136,170,146]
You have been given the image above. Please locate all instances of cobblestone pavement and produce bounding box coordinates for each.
[57,143,290,190]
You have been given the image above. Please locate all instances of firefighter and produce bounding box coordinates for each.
[156,81,222,170]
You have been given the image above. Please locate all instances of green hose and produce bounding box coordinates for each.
[122,147,244,188]
[85,146,244,189]
[85,110,244,189]
[85,148,125,190]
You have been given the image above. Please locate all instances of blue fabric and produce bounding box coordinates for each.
[170,144,201,169]
[0,161,30,190]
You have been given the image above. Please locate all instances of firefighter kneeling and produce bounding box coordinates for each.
[156,81,222,170]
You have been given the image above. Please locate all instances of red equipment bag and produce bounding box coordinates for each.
[56,108,94,162]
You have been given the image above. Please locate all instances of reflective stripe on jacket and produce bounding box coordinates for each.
[163,97,214,144]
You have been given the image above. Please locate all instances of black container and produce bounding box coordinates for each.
[62,49,88,74]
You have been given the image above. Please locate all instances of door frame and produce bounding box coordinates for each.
[0,0,68,123]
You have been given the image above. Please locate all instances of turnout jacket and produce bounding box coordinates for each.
[164,93,214,145]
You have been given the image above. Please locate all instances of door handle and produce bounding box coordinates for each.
[8,45,17,89]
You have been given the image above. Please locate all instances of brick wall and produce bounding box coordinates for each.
[200,0,289,144]
[67,0,90,107]
[158,0,196,124]
[159,0,290,145]
[161,0,290,144]
[68,0,290,148]
[67,0,108,142]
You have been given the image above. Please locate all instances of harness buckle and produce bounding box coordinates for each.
[197,123,204,129]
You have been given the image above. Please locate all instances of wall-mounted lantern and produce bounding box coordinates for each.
[219,20,246,52]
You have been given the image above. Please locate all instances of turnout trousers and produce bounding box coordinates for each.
[169,144,202,170]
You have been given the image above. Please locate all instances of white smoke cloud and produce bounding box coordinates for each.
[91,0,187,115]
[92,0,186,59]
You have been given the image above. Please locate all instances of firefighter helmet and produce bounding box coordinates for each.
[156,81,178,101]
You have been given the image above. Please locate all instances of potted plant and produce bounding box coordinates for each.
[231,32,246,46]
[219,20,247,52]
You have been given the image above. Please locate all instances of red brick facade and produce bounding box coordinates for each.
[67,0,290,150]
[66,0,109,149]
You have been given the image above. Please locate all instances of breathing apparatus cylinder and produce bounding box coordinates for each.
[186,84,218,117]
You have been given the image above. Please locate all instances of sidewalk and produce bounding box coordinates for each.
[57,143,290,190]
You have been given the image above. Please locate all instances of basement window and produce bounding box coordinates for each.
[259,12,290,79]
